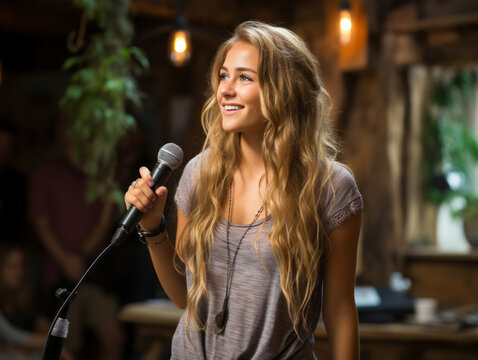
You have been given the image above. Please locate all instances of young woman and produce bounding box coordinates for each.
[125,20,362,359]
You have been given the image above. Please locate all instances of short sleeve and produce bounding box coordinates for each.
[174,153,203,215]
[320,163,363,234]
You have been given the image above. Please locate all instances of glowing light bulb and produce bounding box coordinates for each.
[339,9,352,45]
[174,31,187,53]
[169,29,191,67]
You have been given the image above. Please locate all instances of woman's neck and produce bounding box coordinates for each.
[229,133,267,224]
[238,132,265,180]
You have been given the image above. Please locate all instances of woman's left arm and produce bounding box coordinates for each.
[322,211,362,360]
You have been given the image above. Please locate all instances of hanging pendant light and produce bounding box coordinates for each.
[339,1,352,45]
[169,15,192,67]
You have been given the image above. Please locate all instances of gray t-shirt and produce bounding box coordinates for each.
[172,153,363,359]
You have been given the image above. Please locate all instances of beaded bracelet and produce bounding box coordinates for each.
[136,214,167,247]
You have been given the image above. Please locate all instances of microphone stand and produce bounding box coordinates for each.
[42,288,76,360]
[42,143,182,359]
[42,241,116,360]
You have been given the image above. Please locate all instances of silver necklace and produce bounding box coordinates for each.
[214,185,264,335]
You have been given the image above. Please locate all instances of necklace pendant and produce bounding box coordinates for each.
[214,308,228,335]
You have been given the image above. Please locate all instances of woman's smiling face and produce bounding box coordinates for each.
[216,41,266,136]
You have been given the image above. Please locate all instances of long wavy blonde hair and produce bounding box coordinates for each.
[177,20,337,335]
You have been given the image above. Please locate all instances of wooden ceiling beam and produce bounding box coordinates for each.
[129,1,176,20]
[384,0,478,33]
[424,31,478,66]
[386,12,478,33]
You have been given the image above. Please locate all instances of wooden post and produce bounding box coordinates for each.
[404,65,439,246]
[340,32,409,285]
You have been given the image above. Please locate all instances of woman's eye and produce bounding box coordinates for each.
[219,73,228,80]
[240,74,252,81]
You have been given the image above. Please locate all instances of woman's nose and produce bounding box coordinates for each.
[219,80,236,97]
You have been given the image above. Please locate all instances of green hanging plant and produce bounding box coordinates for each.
[421,69,478,208]
[60,0,149,205]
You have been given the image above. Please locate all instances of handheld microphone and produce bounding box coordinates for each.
[111,143,183,246]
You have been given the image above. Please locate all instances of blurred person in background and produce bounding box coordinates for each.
[0,242,72,360]
[28,115,124,360]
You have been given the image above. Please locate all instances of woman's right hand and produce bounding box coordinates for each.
[124,166,168,231]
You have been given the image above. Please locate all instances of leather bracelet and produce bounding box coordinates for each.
[140,232,169,247]
[137,214,166,246]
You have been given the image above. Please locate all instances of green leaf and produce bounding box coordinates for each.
[76,68,97,83]
[63,56,82,70]
[104,78,125,93]
[65,85,83,100]
[111,188,126,211]
[130,46,150,69]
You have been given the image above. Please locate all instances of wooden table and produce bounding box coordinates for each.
[120,300,184,360]
[120,301,478,360]
[316,322,478,360]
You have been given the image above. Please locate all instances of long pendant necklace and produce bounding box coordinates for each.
[214,185,264,335]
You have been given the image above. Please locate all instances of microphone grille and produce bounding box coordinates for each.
[157,143,184,170]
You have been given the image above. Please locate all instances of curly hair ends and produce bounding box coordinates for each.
[176,20,338,337]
